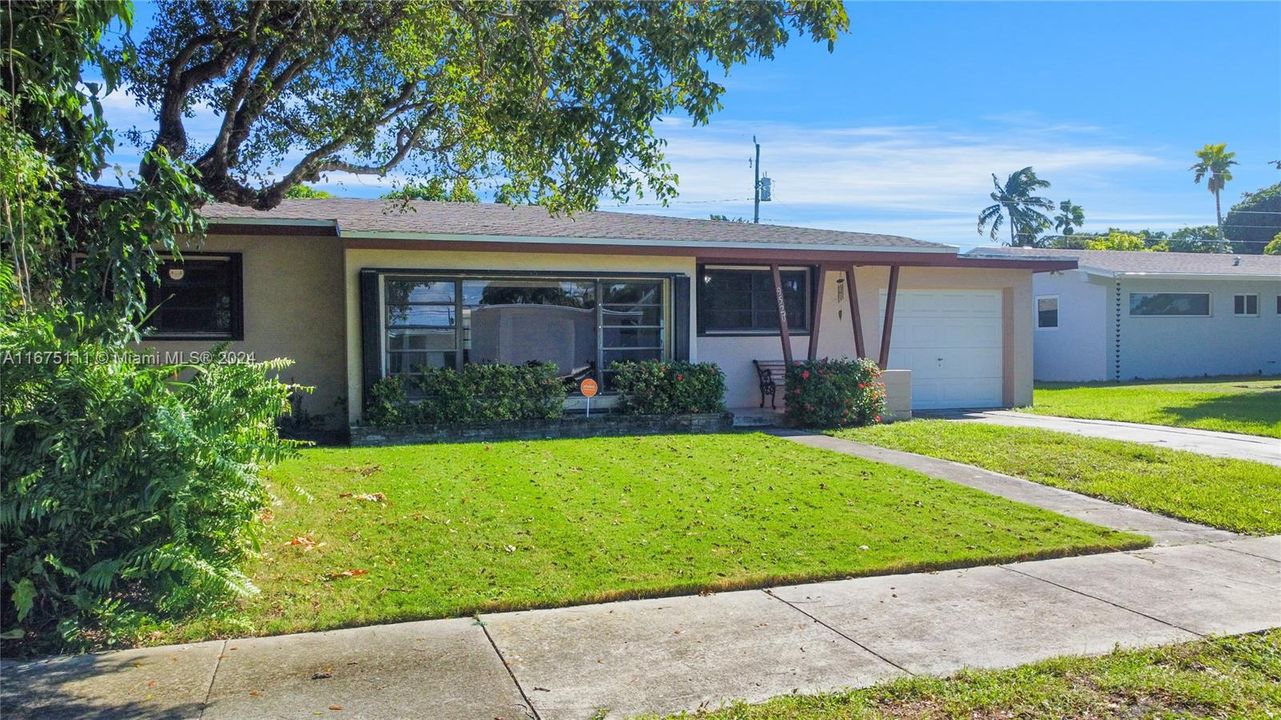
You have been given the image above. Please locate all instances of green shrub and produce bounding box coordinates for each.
[0,296,298,651]
[611,360,726,415]
[365,362,566,426]
[784,358,886,428]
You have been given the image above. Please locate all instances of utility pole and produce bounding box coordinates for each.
[753,136,761,224]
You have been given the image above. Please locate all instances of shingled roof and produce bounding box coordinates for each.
[967,246,1281,278]
[201,199,950,252]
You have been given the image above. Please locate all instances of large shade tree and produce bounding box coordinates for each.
[1190,143,1237,229]
[121,0,848,212]
[977,167,1055,247]
[1224,182,1281,255]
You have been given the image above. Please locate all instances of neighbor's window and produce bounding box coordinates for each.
[698,266,810,334]
[1233,294,1259,317]
[1036,295,1059,329]
[1128,292,1210,317]
[143,254,242,339]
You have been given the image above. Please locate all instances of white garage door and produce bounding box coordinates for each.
[878,290,1004,410]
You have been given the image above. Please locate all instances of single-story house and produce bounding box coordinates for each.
[139,199,1073,427]
[966,247,1281,382]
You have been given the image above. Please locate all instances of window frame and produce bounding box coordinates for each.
[1233,293,1259,317]
[142,252,244,341]
[1035,294,1060,330]
[696,264,814,336]
[1127,291,1212,318]
[374,269,676,390]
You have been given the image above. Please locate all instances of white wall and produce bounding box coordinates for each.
[1113,276,1281,380]
[1030,271,1109,382]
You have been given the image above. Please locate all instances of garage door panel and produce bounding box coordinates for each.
[880,290,1004,410]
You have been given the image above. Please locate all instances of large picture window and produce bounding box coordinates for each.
[143,254,243,339]
[382,274,667,390]
[698,265,810,334]
[1129,292,1211,317]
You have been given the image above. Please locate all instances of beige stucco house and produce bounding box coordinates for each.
[139,200,1073,428]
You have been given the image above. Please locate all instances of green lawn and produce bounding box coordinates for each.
[168,433,1141,644]
[658,630,1281,719]
[1031,377,1281,438]
[836,421,1281,535]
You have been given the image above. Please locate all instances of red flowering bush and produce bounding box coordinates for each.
[611,361,726,415]
[784,358,887,428]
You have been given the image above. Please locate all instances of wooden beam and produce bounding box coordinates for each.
[770,263,794,366]
[878,265,900,369]
[845,266,866,359]
[807,267,826,361]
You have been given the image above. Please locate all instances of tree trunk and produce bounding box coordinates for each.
[1008,203,1019,246]
[1214,190,1223,230]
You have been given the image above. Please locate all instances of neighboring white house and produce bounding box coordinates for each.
[967,248,1281,382]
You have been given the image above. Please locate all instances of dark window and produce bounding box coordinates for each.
[1128,292,1210,317]
[1036,296,1059,329]
[698,266,810,334]
[143,255,242,339]
[1233,294,1258,316]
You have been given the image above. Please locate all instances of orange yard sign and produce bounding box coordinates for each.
[579,378,599,398]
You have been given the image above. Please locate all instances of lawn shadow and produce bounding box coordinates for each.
[1158,389,1281,435]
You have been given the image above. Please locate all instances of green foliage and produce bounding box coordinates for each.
[121,1,848,212]
[708,214,749,223]
[366,363,566,426]
[610,361,726,415]
[2,0,205,334]
[784,358,886,428]
[1265,232,1281,255]
[978,167,1055,247]
[0,282,298,650]
[1168,225,1231,253]
[284,184,333,199]
[1052,199,1085,235]
[1225,183,1281,255]
[382,178,479,202]
[1084,230,1154,251]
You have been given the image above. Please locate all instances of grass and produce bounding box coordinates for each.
[1031,376,1281,438]
[835,421,1281,535]
[164,433,1142,644]
[657,630,1281,719]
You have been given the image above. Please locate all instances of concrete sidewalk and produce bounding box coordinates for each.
[3,537,1276,720]
[947,410,1281,467]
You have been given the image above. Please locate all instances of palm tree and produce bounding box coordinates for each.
[977,167,1055,247]
[1190,143,1237,229]
[1053,200,1085,235]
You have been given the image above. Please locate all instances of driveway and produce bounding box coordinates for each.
[943,410,1281,467]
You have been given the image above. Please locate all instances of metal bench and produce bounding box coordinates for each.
[752,359,789,409]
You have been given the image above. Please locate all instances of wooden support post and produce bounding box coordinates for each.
[807,267,826,361]
[878,265,900,369]
[770,263,794,366]
[845,266,866,359]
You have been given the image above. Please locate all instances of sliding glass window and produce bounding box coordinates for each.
[382,274,668,390]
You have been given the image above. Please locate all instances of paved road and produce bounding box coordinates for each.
[946,410,1281,466]
[4,436,1278,720]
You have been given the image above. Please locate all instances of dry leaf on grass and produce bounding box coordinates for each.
[324,569,370,580]
[285,536,317,551]
[338,492,386,503]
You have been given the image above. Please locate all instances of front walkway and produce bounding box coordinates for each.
[943,410,1281,466]
[4,440,1278,720]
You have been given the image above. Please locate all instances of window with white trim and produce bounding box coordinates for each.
[1035,295,1059,329]
[1233,294,1259,317]
[1129,292,1211,317]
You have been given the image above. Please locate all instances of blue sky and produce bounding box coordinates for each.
[102,2,1280,249]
